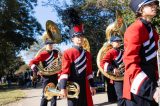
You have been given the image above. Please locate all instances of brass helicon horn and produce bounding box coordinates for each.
[44,20,62,43]
[105,10,127,42]
[35,48,62,76]
[97,10,126,81]
[44,81,80,100]
[35,20,62,76]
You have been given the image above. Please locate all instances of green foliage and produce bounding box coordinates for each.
[0,0,43,51]
[44,0,120,71]
[45,0,160,72]
[0,0,43,76]
[80,7,115,69]
[153,10,160,33]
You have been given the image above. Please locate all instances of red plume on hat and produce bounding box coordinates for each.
[64,8,84,37]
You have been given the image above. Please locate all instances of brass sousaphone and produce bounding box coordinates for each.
[44,81,80,100]
[35,20,62,76]
[97,10,127,81]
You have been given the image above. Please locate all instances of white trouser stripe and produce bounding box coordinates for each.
[131,71,147,95]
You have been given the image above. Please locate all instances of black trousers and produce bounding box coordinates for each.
[40,75,58,106]
[67,79,87,106]
[105,78,117,102]
[114,81,123,106]
[121,93,158,106]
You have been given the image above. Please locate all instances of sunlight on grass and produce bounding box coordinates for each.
[0,89,26,105]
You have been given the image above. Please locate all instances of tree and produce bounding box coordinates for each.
[44,0,120,71]
[80,7,115,70]
[85,0,160,32]
[0,0,43,76]
[44,0,160,72]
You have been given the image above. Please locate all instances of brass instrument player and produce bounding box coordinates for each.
[29,20,61,106]
[59,8,96,106]
[123,0,160,106]
[97,10,126,103]
[29,39,58,106]
[100,36,124,106]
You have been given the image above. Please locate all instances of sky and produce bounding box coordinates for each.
[34,0,72,28]
[34,0,60,29]
[20,0,73,64]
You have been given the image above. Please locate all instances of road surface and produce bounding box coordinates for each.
[5,87,117,106]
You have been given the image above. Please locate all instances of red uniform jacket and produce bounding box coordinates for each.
[100,48,123,73]
[59,46,94,106]
[123,19,159,100]
[29,50,58,73]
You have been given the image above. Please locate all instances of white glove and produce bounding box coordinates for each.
[31,64,38,72]
[153,87,160,103]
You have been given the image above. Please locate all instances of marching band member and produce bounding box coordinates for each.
[100,36,124,106]
[59,8,96,106]
[29,37,59,106]
[59,27,96,106]
[123,0,160,105]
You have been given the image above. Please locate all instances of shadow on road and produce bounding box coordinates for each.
[17,95,40,99]
[94,101,117,106]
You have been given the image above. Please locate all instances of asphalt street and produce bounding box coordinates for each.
[5,87,117,106]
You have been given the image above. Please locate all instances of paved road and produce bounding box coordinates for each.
[5,87,117,106]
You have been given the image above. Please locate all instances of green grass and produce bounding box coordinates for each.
[0,89,26,105]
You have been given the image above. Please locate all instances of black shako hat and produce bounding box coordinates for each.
[69,24,84,38]
[129,0,159,13]
[65,8,84,38]
[110,36,122,42]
